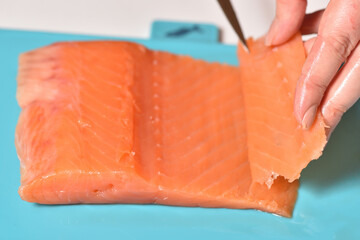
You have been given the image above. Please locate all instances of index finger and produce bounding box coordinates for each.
[294,0,360,129]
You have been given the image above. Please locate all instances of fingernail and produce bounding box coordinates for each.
[265,33,273,46]
[265,20,277,46]
[301,105,317,129]
[325,127,333,140]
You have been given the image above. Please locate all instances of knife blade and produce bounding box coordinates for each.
[217,0,249,52]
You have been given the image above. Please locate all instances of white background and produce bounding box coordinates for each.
[0,0,329,44]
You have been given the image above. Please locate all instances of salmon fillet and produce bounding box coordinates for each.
[15,33,326,217]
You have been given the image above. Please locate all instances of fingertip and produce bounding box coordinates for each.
[265,27,286,46]
[265,34,272,47]
[321,103,342,139]
[267,0,307,46]
[265,21,301,47]
[265,20,277,46]
[270,33,290,46]
[301,105,317,129]
[265,20,289,46]
[323,119,337,141]
[325,126,334,141]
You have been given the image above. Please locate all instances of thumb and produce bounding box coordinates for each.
[266,0,307,46]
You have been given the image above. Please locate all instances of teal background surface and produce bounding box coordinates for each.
[0,23,359,239]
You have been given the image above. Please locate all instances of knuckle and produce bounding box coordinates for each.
[303,74,328,93]
[323,34,355,60]
[327,102,348,116]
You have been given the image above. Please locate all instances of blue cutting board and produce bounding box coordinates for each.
[1,21,360,239]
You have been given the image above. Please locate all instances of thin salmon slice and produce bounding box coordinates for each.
[238,34,327,185]
[15,33,326,217]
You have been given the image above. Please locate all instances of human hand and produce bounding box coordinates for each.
[266,0,360,136]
